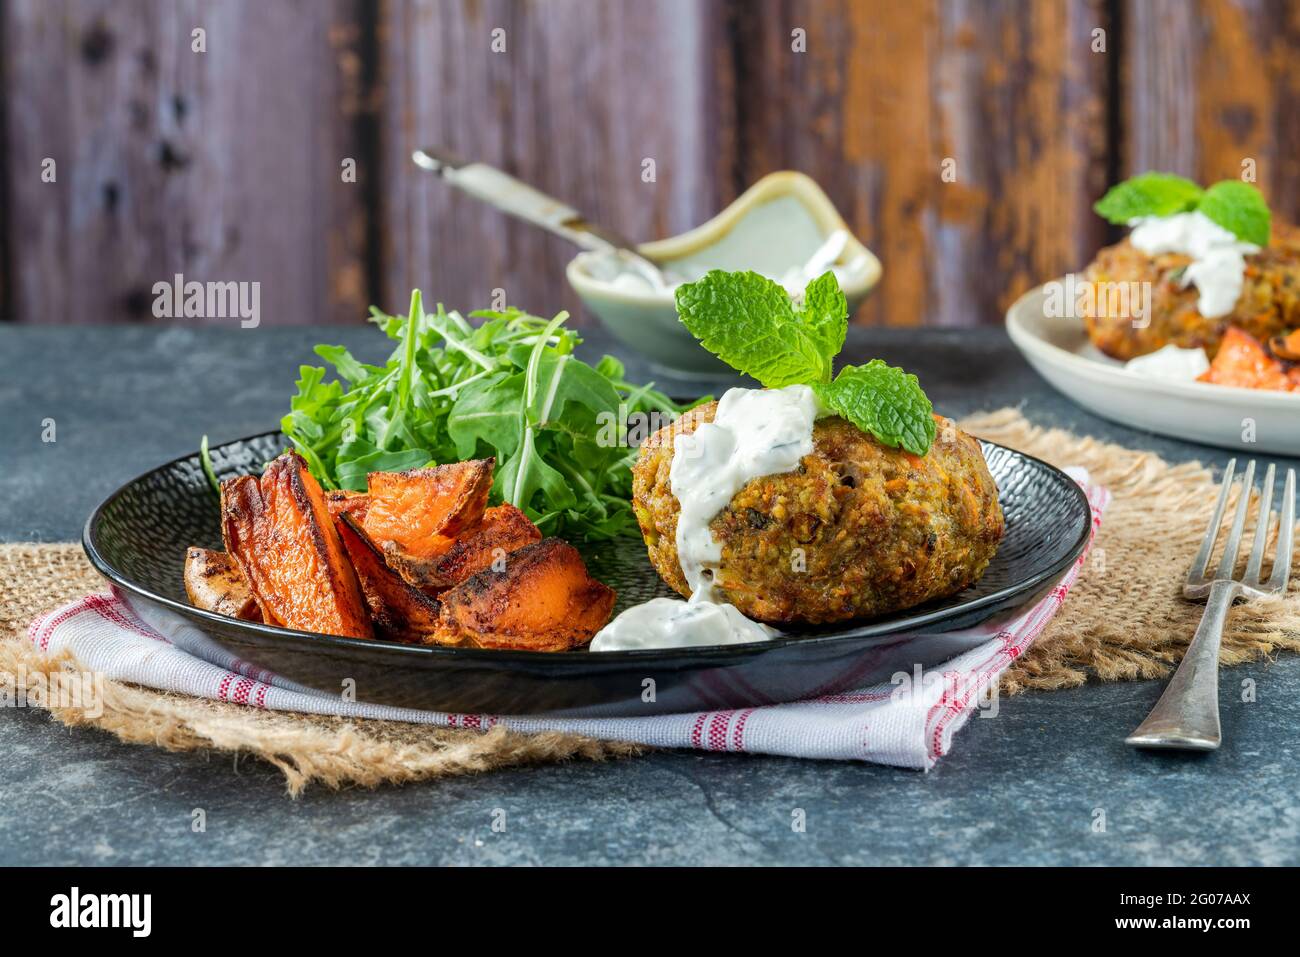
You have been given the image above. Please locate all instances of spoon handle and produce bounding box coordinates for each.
[412,147,645,259]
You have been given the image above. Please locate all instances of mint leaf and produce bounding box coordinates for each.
[813,361,936,456]
[1094,172,1203,223]
[1198,180,1270,246]
[675,269,845,386]
[800,271,849,361]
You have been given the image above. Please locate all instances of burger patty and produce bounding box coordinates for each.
[1081,222,1300,361]
[631,404,1005,625]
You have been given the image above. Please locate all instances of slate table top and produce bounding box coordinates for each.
[2,323,1297,866]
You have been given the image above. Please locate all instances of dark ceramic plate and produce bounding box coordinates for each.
[83,432,1091,716]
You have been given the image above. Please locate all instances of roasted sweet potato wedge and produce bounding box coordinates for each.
[361,458,495,589]
[1199,327,1297,392]
[221,452,374,640]
[417,504,542,592]
[184,547,262,622]
[434,538,615,651]
[362,458,494,559]
[1269,328,1300,362]
[326,489,370,522]
[335,513,441,643]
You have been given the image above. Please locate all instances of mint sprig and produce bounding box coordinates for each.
[814,362,936,458]
[1094,172,1271,245]
[1197,181,1270,247]
[675,269,844,387]
[1093,172,1203,223]
[675,270,936,456]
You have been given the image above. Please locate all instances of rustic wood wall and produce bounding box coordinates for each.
[1,0,1297,327]
[0,0,375,326]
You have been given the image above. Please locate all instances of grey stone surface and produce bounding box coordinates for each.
[1,323,1297,866]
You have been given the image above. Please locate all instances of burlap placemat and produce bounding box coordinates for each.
[3,408,1298,793]
[0,548,641,794]
[965,409,1300,691]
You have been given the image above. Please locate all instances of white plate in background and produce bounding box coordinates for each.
[1006,283,1300,456]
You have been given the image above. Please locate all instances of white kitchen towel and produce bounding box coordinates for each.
[25,470,1107,770]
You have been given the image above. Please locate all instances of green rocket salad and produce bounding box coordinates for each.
[279,291,692,540]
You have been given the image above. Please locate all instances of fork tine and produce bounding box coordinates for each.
[1268,468,1296,592]
[1245,463,1276,585]
[1215,460,1256,581]
[1190,459,1236,582]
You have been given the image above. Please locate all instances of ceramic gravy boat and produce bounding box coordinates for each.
[566,172,882,376]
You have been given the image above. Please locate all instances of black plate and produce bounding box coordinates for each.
[82,432,1092,715]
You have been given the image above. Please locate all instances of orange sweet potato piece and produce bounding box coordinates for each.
[335,513,441,644]
[326,489,370,522]
[362,458,495,587]
[362,459,495,555]
[418,504,542,592]
[434,538,616,651]
[184,547,262,622]
[221,453,373,640]
[1199,327,1297,392]
[1269,328,1300,362]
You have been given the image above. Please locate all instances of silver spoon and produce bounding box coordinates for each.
[412,147,669,290]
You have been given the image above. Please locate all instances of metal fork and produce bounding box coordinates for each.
[1126,459,1296,751]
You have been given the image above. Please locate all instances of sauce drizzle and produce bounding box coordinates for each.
[591,385,820,652]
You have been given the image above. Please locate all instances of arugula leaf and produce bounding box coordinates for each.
[447,372,522,460]
[314,344,383,385]
[1094,172,1203,223]
[199,435,220,499]
[335,445,432,490]
[675,269,845,386]
[813,361,936,457]
[1198,180,1270,246]
[499,429,578,515]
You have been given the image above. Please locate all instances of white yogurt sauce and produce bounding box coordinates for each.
[1123,343,1210,381]
[589,597,777,651]
[589,230,870,299]
[1129,211,1259,319]
[590,385,820,652]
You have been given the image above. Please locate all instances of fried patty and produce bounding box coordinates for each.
[631,405,1005,625]
[1081,222,1300,360]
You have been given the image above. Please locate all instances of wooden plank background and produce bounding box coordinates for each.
[1,0,1297,327]
[0,0,374,326]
